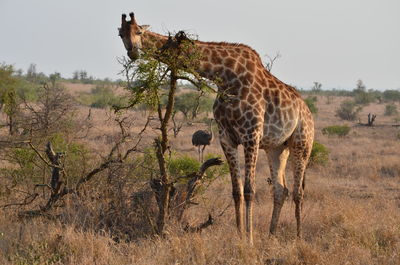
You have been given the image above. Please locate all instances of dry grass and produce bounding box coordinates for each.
[0,85,399,264]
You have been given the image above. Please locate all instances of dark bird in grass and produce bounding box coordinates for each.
[192,118,214,162]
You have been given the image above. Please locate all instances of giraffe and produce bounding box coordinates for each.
[119,13,314,243]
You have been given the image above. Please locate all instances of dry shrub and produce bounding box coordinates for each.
[380,164,400,178]
[2,93,400,265]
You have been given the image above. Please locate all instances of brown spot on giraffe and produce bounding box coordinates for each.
[119,12,315,244]
[268,80,277,88]
[211,51,222,65]
[236,63,246,74]
[220,49,229,57]
[241,86,250,99]
[224,57,236,69]
[246,61,256,72]
[243,51,250,59]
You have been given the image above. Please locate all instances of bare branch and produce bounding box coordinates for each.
[265,52,281,72]
[1,193,39,209]
[28,142,61,169]
[184,214,214,233]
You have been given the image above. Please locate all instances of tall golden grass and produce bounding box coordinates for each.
[0,86,399,264]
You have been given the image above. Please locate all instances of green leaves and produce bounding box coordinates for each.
[304,96,318,114]
[322,125,351,137]
[310,141,329,166]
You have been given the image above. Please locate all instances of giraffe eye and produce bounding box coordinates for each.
[136,31,143,35]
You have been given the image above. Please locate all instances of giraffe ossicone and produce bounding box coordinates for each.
[119,13,314,243]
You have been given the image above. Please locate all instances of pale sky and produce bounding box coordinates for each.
[0,0,399,90]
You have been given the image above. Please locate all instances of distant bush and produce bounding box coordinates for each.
[322,125,351,137]
[309,141,329,166]
[336,100,362,121]
[384,104,398,116]
[354,91,376,105]
[79,85,125,108]
[304,96,318,114]
[90,85,119,108]
[382,90,400,102]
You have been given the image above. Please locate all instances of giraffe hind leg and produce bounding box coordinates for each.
[267,146,290,235]
[291,144,312,238]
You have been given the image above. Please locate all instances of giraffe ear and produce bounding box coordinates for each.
[140,25,150,31]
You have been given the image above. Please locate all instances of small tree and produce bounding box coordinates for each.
[26,63,37,82]
[23,82,76,135]
[354,79,366,93]
[175,91,214,120]
[49,72,61,86]
[311,82,322,93]
[336,100,362,121]
[119,31,213,235]
[0,64,19,135]
[72,70,79,81]
[352,80,376,105]
[384,103,398,116]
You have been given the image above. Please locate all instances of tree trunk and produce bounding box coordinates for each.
[153,69,178,236]
[367,113,377,126]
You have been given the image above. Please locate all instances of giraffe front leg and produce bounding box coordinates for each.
[220,140,244,236]
[243,139,260,245]
[267,146,290,235]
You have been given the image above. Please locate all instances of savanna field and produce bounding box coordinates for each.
[0,77,399,265]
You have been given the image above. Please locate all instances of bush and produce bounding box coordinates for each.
[354,91,376,105]
[336,100,362,121]
[309,141,329,166]
[202,153,230,180]
[78,85,125,108]
[168,153,229,181]
[322,125,351,137]
[384,104,398,116]
[168,155,200,179]
[382,90,400,102]
[304,96,318,114]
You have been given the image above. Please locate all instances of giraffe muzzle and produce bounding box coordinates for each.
[127,49,140,61]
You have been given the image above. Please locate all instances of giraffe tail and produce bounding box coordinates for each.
[302,174,306,190]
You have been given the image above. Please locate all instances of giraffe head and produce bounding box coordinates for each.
[118,12,149,61]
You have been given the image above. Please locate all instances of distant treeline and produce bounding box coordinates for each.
[300,80,400,103]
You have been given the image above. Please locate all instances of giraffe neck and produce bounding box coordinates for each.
[142,31,169,50]
[140,31,269,93]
